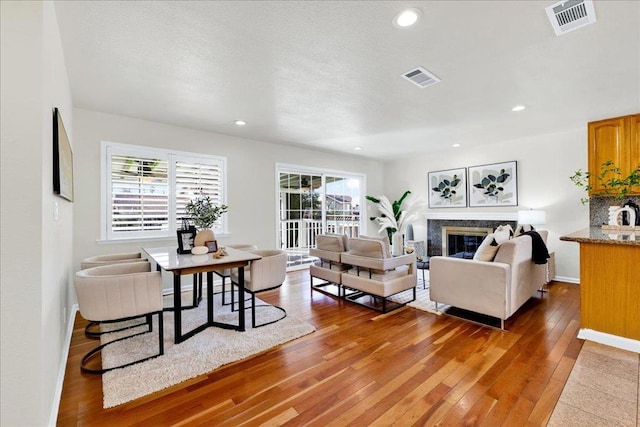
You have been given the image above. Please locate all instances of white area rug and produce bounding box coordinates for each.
[100,292,315,408]
[407,285,444,314]
[389,271,449,315]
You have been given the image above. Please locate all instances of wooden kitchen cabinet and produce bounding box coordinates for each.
[588,113,640,195]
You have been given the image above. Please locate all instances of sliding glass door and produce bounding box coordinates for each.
[277,166,364,269]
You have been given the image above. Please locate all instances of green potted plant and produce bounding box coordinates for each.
[570,160,640,204]
[571,161,640,227]
[366,190,427,255]
[185,190,229,246]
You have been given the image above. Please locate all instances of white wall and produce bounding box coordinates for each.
[383,129,589,281]
[72,108,384,273]
[1,2,74,426]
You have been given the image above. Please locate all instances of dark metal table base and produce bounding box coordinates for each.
[173,269,246,344]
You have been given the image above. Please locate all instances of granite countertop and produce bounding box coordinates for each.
[560,227,640,246]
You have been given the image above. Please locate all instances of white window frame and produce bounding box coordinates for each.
[100,141,227,242]
[275,162,366,252]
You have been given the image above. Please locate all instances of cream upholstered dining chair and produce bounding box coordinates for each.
[230,249,287,328]
[74,262,164,374]
[215,244,258,305]
[79,252,149,338]
[80,252,146,270]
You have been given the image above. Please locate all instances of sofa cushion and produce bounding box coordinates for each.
[514,224,535,236]
[313,259,351,271]
[348,236,391,259]
[494,224,514,244]
[316,234,348,252]
[344,264,409,281]
[473,233,501,261]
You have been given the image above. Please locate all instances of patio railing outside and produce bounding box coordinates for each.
[281,217,360,268]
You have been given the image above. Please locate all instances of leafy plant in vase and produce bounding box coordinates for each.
[570,160,640,227]
[365,190,427,255]
[185,190,229,246]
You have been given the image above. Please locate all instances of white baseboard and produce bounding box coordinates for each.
[552,275,579,284]
[49,303,78,426]
[577,328,640,353]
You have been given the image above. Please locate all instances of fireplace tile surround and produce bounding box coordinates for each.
[427,218,517,256]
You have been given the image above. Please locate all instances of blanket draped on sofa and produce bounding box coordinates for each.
[519,231,550,264]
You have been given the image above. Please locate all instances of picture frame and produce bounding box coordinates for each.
[428,167,467,208]
[468,161,518,207]
[53,108,74,202]
[176,229,196,254]
[205,240,218,253]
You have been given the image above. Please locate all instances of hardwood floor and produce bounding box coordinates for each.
[57,271,582,426]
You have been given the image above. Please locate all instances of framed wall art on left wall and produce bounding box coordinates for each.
[53,107,74,202]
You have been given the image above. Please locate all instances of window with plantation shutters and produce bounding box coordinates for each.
[175,157,225,233]
[110,154,169,237]
[102,142,227,241]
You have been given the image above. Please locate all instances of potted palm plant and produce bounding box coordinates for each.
[185,190,229,246]
[366,190,427,255]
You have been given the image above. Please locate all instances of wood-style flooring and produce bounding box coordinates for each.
[57,271,582,426]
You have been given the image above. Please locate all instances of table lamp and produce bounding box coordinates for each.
[517,209,546,226]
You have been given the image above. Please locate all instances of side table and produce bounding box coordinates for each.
[545,251,556,284]
[416,258,429,289]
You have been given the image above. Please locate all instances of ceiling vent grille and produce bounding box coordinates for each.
[545,0,596,36]
[402,67,441,88]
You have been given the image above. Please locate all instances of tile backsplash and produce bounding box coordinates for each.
[590,196,640,226]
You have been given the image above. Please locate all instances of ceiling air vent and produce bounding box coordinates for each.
[402,67,441,89]
[545,0,596,36]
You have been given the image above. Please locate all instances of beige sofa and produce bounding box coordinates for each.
[429,230,548,329]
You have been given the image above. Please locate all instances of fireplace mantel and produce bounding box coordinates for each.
[424,212,518,221]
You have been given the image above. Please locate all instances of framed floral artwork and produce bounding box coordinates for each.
[468,161,518,207]
[428,167,467,208]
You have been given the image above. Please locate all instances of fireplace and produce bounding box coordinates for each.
[442,226,492,259]
[426,218,517,256]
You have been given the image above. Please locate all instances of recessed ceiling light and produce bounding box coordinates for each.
[452,143,461,148]
[393,8,422,28]
[234,120,246,126]
[354,147,362,151]
[511,105,526,112]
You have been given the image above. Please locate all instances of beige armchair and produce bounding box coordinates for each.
[230,249,287,328]
[74,262,164,373]
[340,237,417,313]
[429,230,549,329]
[309,234,350,297]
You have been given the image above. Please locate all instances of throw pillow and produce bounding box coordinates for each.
[494,224,514,244]
[473,233,501,262]
[514,224,535,236]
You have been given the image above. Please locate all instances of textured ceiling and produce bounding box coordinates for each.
[54,1,640,159]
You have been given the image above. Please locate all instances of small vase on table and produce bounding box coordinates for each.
[194,228,215,247]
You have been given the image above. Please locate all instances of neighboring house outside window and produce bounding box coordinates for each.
[101,141,227,241]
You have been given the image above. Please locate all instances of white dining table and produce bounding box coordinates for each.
[142,246,261,343]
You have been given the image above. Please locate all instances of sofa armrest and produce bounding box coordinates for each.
[309,248,342,263]
[341,253,415,272]
[430,256,511,320]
